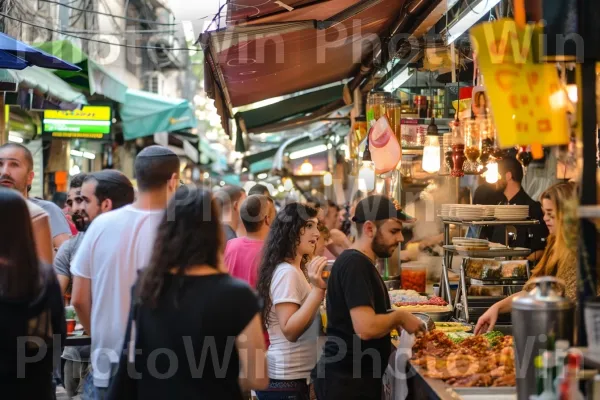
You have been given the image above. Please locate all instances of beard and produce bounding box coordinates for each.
[72,212,90,232]
[371,229,398,258]
[0,175,25,192]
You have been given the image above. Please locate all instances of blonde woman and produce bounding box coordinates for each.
[475,182,585,334]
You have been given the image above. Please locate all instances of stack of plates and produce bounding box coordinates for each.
[483,206,495,218]
[494,205,529,220]
[441,204,451,217]
[454,205,487,220]
[452,237,490,251]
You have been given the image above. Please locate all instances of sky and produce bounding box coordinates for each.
[169,0,227,37]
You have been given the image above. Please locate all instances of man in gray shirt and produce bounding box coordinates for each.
[55,170,134,397]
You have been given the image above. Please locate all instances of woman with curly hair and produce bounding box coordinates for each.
[108,187,268,399]
[255,203,328,400]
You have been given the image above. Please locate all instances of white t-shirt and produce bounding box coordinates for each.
[70,205,164,387]
[267,262,320,380]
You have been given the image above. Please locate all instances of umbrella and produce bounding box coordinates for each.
[0,33,80,71]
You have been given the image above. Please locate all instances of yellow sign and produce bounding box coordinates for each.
[44,106,111,121]
[51,132,104,139]
[470,19,569,148]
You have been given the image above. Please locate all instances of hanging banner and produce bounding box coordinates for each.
[470,19,569,148]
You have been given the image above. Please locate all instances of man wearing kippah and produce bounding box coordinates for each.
[312,195,425,399]
[71,146,180,398]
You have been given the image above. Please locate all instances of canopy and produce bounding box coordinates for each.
[35,40,128,103]
[0,33,80,71]
[235,84,345,134]
[119,89,197,140]
[0,66,87,105]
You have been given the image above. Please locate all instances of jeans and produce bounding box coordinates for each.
[255,379,310,400]
[82,371,109,400]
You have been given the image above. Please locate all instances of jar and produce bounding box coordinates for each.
[386,98,402,147]
[366,91,390,125]
[450,120,465,177]
[414,95,428,118]
[352,116,367,159]
[442,132,453,174]
[401,263,427,292]
[478,117,494,164]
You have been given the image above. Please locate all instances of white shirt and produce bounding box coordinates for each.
[71,205,164,387]
[267,262,320,380]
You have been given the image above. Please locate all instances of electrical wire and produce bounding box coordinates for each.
[0,11,201,50]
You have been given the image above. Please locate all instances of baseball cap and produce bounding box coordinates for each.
[352,195,414,223]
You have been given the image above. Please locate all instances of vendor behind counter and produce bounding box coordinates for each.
[475,157,549,261]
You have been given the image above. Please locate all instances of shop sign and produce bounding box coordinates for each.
[470,19,569,148]
[43,106,112,139]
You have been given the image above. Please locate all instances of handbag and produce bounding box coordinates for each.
[106,298,140,399]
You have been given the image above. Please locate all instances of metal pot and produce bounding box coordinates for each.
[512,277,575,400]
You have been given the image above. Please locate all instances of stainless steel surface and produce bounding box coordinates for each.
[424,309,453,322]
[441,218,540,226]
[585,297,600,350]
[512,277,575,400]
[443,245,532,258]
[452,387,517,396]
[413,312,436,331]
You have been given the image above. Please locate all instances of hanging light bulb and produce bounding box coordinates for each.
[422,133,441,174]
[358,140,376,192]
[323,172,333,186]
[485,160,499,184]
[300,159,313,175]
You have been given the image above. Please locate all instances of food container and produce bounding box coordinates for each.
[464,258,501,280]
[366,91,390,125]
[401,263,427,292]
[500,260,528,279]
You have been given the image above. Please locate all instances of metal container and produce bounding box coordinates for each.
[512,277,575,400]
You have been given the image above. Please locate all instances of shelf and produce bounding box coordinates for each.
[468,278,528,286]
[440,218,540,226]
[443,245,532,258]
[579,205,600,219]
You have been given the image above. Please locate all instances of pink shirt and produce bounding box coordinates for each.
[224,237,264,288]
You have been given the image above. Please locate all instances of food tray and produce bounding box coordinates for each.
[444,245,531,258]
[451,387,516,395]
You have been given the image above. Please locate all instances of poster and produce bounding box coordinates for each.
[470,19,569,148]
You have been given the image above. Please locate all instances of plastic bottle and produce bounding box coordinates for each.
[553,340,570,394]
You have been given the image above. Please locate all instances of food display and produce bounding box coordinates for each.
[388,289,427,304]
[435,322,472,333]
[464,258,529,281]
[446,331,472,343]
[500,260,528,279]
[412,330,515,387]
[401,265,427,292]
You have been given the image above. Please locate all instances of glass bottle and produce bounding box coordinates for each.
[366,91,390,126]
[451,120,465,177]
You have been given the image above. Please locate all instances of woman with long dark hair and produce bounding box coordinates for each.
[255,203,328,400]
[108,186,268,399]
[0,188,66,399]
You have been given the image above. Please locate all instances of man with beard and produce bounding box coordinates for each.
[55,170,134,294]
[312,195,425,400]
[0,143,71,251]
[54,170,133,397]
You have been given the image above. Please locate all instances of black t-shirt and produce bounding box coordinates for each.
[132,274,260,400]
[488,188,549,252]
[315,250,391,381]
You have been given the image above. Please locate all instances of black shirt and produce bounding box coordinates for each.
[315,250,391,381]
[130,274,260,400]
[0,264,66,400]
[487,187,549,251]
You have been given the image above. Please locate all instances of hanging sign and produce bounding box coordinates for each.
[470,19,569,148]
[43,106,112,139]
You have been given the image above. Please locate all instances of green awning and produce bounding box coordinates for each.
[119,89,197,140]
[250,158,272,174]
[234,84,345,134]
[0,66,87,105]
[34,40,128,103]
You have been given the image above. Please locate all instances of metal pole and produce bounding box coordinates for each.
[577,61,597,346]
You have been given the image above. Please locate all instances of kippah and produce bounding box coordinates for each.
[137,145,177,158]
[91,170,133,187]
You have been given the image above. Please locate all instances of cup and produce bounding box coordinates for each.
[322,260,335,281]
[66,319,76,334]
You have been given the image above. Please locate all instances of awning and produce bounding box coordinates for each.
[235,84,345,135]
[119,89,197,140]
[0,66,87,105]
[34,40,128,103]
[0,33,80,71]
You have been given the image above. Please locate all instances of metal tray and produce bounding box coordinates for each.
[451,387,516,396]
[444,245,531,258]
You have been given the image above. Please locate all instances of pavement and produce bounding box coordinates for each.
[56,385,80,399]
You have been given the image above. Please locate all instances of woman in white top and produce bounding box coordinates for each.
[256,203,328,400]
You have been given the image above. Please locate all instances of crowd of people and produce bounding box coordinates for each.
[0,140,589,400]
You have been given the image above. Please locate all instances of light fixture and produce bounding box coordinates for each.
[203,172,210,179]
[323,172,333,186]
[382,68,412,92]
[242,167,248,173]
[8,134,23,143]
[70,149,83,157]
[220,180,225,186]
[485,160,499,184]
[278,185,285,192]
[327,143,333,150]
[299,159,314,175]
[289,144,328,160]
[566,84,578,104]
[358,140,376,192]
[257,172,268,180]
[83,151,96,160]
[446,0,502,44]
[422,126,441,174]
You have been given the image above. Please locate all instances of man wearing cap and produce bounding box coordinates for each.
[312,195,425,399]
